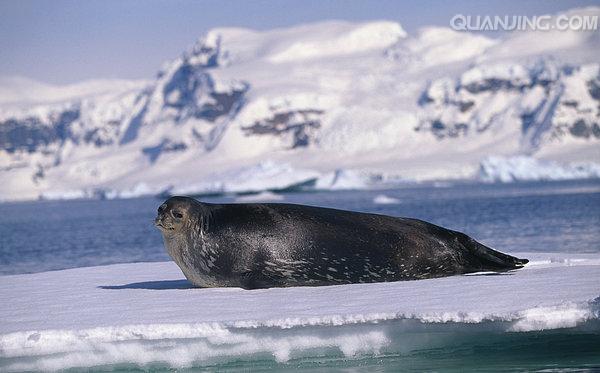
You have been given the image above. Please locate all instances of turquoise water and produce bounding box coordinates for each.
[57,322,600,372]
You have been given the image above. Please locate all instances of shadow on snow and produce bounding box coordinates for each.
[99,279,194,290]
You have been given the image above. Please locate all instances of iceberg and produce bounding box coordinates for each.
[372,194,401,205]
[478,156,600,183]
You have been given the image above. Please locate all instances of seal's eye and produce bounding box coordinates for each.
[172,211,183,219]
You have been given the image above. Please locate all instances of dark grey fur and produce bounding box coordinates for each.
[155,196,528,289]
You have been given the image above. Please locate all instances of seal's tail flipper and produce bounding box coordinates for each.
[459,233,528,271]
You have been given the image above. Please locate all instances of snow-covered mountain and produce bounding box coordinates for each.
[1,7,599,201]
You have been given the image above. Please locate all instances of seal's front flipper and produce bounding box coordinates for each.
[238,270,282,290]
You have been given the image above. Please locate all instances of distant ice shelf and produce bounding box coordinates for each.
[32,157,600,202]
[478,156,600,183]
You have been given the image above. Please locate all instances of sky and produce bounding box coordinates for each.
[0,0,598,85]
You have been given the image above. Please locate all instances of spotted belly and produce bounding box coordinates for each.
[258,253,404,286]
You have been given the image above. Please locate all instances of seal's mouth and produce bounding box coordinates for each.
[154,217,174,230]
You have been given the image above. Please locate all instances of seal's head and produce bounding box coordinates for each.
[154,196,197,234]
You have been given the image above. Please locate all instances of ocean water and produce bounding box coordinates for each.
[1,180,599,372]
[1,180,598,276]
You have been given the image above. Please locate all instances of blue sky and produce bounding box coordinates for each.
[1,0,597,84]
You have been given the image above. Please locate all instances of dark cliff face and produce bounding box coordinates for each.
[588,74,600,101]
[124,56,249,162]
[142,139,188,163]
[162,65,247,123]
[568,119,600,138]
[551,70,600,141]
[155,33,241,123]
[119,33,248,149]
[0,33,249,173]
[83,120,122,147]
[0,44,249,170]
[116,34,248,162]
[0,108,80,153]
[241,109,324,149]
[416,61,600,145]
[0,105,132,155]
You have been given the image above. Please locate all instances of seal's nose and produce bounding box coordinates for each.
[156,204,167,219]
[155,204,168,227]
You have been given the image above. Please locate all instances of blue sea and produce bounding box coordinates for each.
[1,179,599,372]
[1,180,599,276]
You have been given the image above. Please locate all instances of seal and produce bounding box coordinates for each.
[155,196,528,289]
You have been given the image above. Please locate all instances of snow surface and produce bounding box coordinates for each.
[0,253,598,370]
[0,76,148,106]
